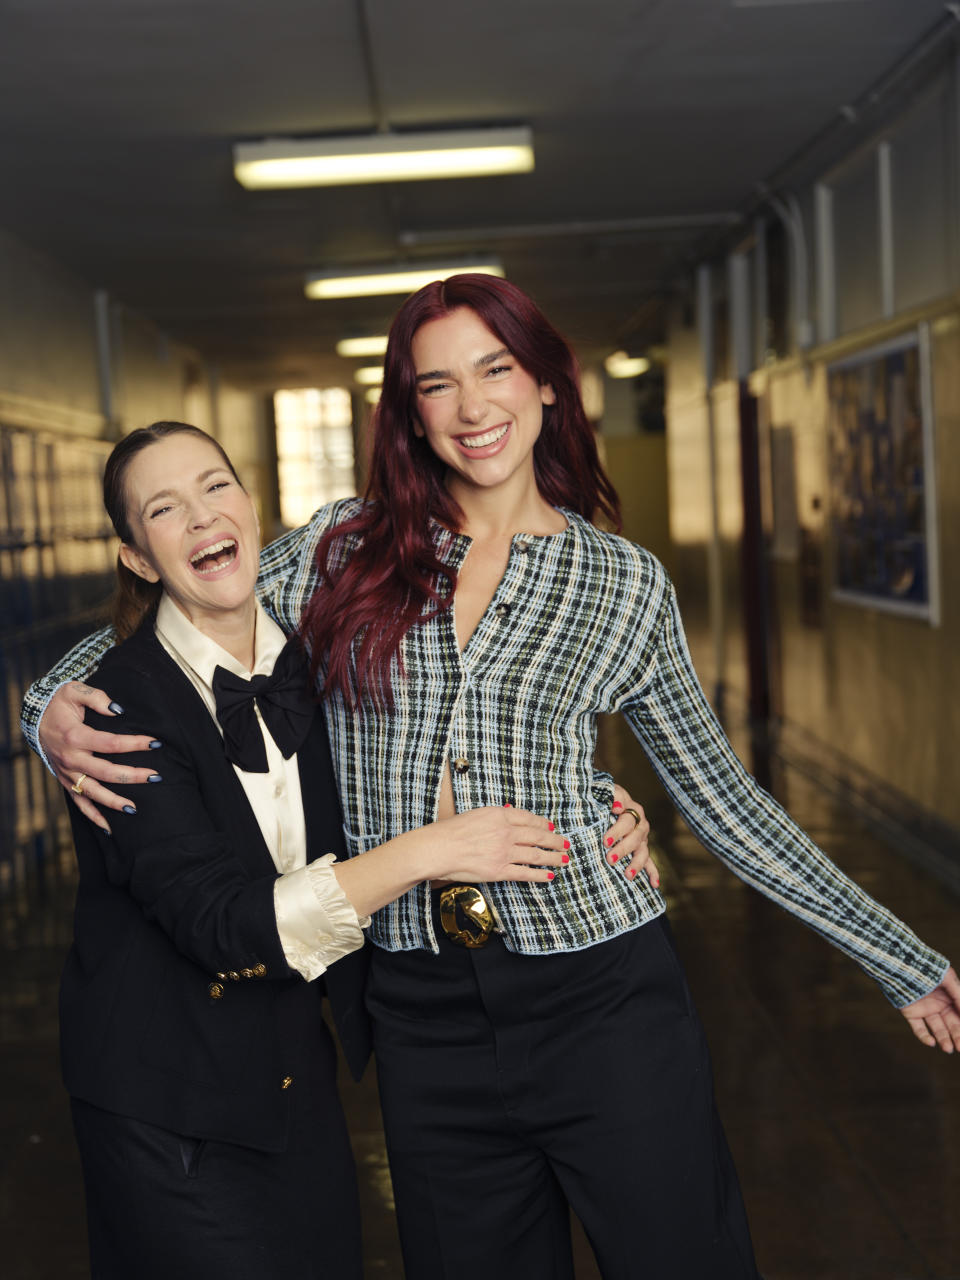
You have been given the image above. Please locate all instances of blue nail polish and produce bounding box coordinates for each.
[149,740,163,750]
[108,702,124,715]
[148,774,163,783]
[122,805,137,815]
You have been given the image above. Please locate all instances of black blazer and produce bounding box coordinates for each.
[61,621,371,1154]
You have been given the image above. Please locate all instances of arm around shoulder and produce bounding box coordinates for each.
[620,583,949,1010]
[20,624,116,763]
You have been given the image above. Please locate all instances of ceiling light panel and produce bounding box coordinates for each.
[336,335,389,358]
[305,261,505,300]
[604,352,651,379]
[234,127,534,189]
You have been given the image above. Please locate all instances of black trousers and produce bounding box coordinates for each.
[367,907,761,1280]
[70,1015,361,1280]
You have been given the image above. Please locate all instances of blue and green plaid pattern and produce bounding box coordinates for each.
[21,500,948,1006]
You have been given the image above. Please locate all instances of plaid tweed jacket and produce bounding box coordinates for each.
[21,499,948,1007]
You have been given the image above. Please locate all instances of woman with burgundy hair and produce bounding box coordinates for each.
[23,274,960,1280]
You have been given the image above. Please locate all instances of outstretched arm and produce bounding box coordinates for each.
[623,582,954,1046]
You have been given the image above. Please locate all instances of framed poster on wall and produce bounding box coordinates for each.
[826,325,940,624]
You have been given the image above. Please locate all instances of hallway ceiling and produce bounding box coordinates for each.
[0,0,952,389]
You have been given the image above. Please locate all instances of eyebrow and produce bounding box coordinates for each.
[415,347,511,383]
[140,467,230,516]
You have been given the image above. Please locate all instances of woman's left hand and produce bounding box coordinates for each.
[900,966,960,1054]
[608,784,659,888]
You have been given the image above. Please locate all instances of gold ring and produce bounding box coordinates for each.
[622,807,642,831]
[71,773,88,796]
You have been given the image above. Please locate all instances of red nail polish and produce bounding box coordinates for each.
[503,802,512,808]
[612,801,622,811]
[548,821,555,832]
[547,871,555,881]
[627,868,636,879]
[610,853,619,863]
[563,839,570,850]
[561,854,570,864]
[605,836,614,847]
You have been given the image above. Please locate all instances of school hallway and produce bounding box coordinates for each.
[3,3,960,1276]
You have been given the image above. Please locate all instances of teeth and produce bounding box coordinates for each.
[190,539,236,564]
[460,424,509,449]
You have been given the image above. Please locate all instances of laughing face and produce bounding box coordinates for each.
[117,433,260,634]
[411,307,555,499]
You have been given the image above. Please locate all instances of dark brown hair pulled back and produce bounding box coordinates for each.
[103,422,241,640]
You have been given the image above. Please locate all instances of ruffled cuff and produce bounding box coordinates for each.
[274,854,369,982]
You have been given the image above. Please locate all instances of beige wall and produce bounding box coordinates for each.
[665,296,960,828]
[0,225,270,508]
[664,315,715,679]
[0,227,102,429]
[219,383,273,527]
[602,432,671,568]
[755,311,960,826]
[597,363,672,575]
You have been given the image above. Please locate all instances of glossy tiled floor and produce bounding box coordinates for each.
[1,717,958,1279]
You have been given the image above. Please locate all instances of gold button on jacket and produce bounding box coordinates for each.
[281,1075,293,1090]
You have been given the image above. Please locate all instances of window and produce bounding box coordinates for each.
[273,388,355,528]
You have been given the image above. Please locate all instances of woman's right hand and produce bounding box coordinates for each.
[427,806,569,885]
[38,681,162,829]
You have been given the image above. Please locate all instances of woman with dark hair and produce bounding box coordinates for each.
[52,419,580,1280]
[23,278,960,1280]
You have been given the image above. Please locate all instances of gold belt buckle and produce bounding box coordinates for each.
[439,885,495,948]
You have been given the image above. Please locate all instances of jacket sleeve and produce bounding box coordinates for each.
[620,582,949,1009]
[83,660,294,981]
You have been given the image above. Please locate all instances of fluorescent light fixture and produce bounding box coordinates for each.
[336,335,389,358]
[305,261,504,300]
[604,351,651,379]
[354,366,384,386]
[365,388,382,406]
[234,127,534,189]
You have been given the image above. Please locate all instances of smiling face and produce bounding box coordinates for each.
[117,433,260,634]
[411,307,555,499]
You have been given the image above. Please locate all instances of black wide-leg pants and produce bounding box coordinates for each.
[70,1011,362,1280]
[367,906,761,1280]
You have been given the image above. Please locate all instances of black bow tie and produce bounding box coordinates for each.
[212,638,314,773]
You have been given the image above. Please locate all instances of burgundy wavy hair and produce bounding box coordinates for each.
[301,273,621,706]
